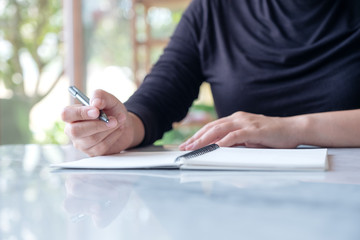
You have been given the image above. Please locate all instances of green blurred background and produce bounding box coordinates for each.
[0,0,215,146]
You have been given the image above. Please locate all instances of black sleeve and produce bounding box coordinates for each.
[124,0,206,146]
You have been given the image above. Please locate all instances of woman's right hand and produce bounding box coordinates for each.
[61,89,144,156]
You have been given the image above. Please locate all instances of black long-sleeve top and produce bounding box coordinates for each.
[124,0,360,146]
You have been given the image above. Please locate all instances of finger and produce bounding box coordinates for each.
[90,89,125,112]
[64,117,118,138]
[179,118,229,149]
[216,129,255,147]
[179,125,211,150]
[84,127,128,156]
[62,105,101,122]
[70,124,119,153]
[244,143,267,148]
[184,121,238,150]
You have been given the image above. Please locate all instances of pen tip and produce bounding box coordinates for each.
[99,113,109,123]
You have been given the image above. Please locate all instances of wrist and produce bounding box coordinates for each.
[128,112,145,148]
[287,114,312,147]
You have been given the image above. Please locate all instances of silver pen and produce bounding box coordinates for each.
[68,86,109,123]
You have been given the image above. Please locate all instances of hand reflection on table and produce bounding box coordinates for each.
[63,173,136,228]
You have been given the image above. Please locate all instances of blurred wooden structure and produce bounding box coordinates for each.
[131,0,191,86]
[64,0,190,90]
[64,0,85,101]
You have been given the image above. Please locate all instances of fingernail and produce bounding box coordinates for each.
[88,109,98,118]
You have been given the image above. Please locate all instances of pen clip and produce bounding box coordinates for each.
[68,86,77,97]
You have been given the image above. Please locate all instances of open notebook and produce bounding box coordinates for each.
[51,144,328,171]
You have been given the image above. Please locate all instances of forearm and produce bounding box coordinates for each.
[291,109,360,147]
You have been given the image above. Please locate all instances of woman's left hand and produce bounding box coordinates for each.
[179,111,302,150]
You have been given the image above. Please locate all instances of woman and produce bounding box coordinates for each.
[62,0,360,156]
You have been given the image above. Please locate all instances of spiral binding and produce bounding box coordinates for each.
[175,144,220,163]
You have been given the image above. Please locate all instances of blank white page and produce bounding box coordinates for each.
[183,147,328,171]
[52,151,185,169]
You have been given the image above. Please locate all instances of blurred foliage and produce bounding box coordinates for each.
[40,121,68,145]
[0,0,207,145]
[0,0,64,144]
[84,9,132,67]
[155,104,216,145]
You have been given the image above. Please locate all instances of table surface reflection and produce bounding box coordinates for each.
[1,144,360,240]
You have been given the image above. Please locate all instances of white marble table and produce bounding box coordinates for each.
[1,144,360,240]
